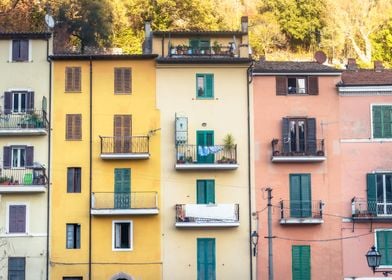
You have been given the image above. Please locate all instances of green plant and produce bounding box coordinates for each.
[223,134,235,151]
[0,176,12,184]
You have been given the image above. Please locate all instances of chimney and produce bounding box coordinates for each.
[142,20,152,54]
[241,16,248,33]
[374,61,384,72]
[346,58,357,71]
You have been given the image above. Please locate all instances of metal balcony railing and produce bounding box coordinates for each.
[99,136,149,155]
[169,45,236,57]
[352,197,392,217]
[176,144,237,165]
[271,138,325,157]
[175,203,240,224]
[0,110,48,129]
[280,200,323,220]
[0,167,46,186]
[91,192,158,210]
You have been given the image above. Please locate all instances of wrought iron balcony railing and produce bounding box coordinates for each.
[176,144,237,165]
[352,197,392,218]
[0,110,48,130]
[92,191,158,210]
[0,166,46,186]
[271,138,325,162]
[280,200,323,223]
[175,203,240,226]
[99,136,150,159]
[169,45,236,57]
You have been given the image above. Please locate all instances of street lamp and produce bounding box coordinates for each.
[251,230,259,256]
[366,246,392,276]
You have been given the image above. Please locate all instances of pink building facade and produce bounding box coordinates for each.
[253,61,343,280]
[338,61,392,279]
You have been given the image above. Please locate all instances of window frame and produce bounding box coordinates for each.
[66,223,81,249]
[11,146,26,168]
[65,67,82,93]
[196,73,214,99]
[112,220,133,251]
[276,76,318,95]
[375,229,392,267]
[114,67,132,94]
[66,114,82,140]
[67,167,81,193]
[8,257,26,280]
[6,203,28,235]
[371,104,392,139]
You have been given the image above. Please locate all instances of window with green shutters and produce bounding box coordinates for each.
[196,74,214,98]
[197,180,215,204]
[290,174,312,218]
[114,168,131,209]
[292,245,311,280]
[376,230,392,265]
[197,238,216,280]
[372,105,392,138]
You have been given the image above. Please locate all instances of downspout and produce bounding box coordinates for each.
[45,36,51,280]
[247,60,255,280]
[88,57,93,280]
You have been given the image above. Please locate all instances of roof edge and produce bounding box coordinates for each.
[0,32,52,40]
[49,54,158,61]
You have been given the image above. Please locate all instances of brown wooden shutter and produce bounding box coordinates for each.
[3,146,11,169]
[123,68,131,93]
[74,67,81,91]
[306,118,317,154]
[26,146,34,167]
[66,114,82,140]
[74,114,82,140]
[276,76,287,95]
[308,76,319,95]
[4,91,12,114]
[65,68,73,91]
[66,114,73,139]
[114,68,122,93]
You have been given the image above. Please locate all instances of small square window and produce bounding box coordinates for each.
[12,40,29,62]
[113,221,132,250]
[196,74,214,98]
[67,167,81,193]
[66,224,81,249]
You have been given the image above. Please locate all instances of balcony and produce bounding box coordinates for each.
[91,192,158,215]
[0,110,48,136]
[271,139,326,163]
[351,198,392,222]
[175,204,240,227]
[99,136,150,160]
[279,200,323,224]
[0,166,47,193]
[169,45,236,58]
[175,144,238,170]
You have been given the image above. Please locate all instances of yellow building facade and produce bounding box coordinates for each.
[50,55,161,280]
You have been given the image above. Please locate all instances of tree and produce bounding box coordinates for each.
[372,19,392,67]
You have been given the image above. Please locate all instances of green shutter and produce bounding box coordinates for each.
[197,180,215,204]
[114,168,131,209]
[382,106,392,138]
[367,173,377,215]
[373,106,392,138]
[206,180,215,204]
[205,74,214,98]
[196,130,215,163]
[290,174,311,218]
[292,245,310,280]
[377,231,392,265]
[373,106,382,138]
[197,238,216,280]
[301,175,312,217]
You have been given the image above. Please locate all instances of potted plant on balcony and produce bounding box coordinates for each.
[212,40,222,55]
[221,134,236,163]
[0,175,13,185]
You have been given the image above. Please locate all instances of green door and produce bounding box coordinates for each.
[197,238,216,280]
[290,174,311,218]
[197,180,215,204]
[292,245,311,280]
[197,130,214,163]
[114,168,130,209]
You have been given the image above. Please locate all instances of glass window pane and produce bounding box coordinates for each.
[297,78,306,93]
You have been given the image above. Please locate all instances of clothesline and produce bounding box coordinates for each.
[197,145,223,156]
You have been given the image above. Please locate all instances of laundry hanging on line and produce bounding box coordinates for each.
[197,146,223,156]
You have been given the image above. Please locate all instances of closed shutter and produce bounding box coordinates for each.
[114,115,132,153]
[74,114,82,139]
[74,67,81,91]
[367,173,377,215]
[197,180,206,204]
[307,76,319,95]
[205,74,214,98]
[9,205,26,233]
[4,91,12,114]
[292,245,311,280]
[197,238,216,280]
[114,68,131,94]
[306,118,317,154]
[66,114,82,140]
[123,68,131,93]
[282,118,290,154]
[20,40,29,61]
[3,146,11,169]
[276,76,287,95]
[114,68,122,93]
[114,168,131,209]
[65,67,81,92]
[25,146,34,167]
[65,68,73,91]
[290,175,301,218]
[12,40,19,61]
[373,106,383,138]
[377,231,392,265]
[26,91,34,112]
[197,180,215,204]
[206,180,215,204]
[301,175,312,217]
[381,106,392,138]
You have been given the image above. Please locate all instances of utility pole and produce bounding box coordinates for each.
[266,188,274,280]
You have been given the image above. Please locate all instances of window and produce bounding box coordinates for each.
[9,205,26,233]
[376,230,392,265]
[196,74,214,98]
[197,238,216,280]
[292,245,310,280]
[113,221,132,250]
[114,68,132,94]
[276,76,318,95]
[282,118,317,155]
[65,67,81,92]
[190,38,210,52]
[367,173,392,215]
[3,91,34,114]
[67,168,81,193]
[66,114,82,140]
[3,146,33,169]
[290,174,311,218]
[8,257,25,280]
[66,224,81,249]
[12,39,29,62]
[197,180,215,204]
[372,105,392,138]
[63,277,83,280]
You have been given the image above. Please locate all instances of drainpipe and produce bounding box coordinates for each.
[247,60,255,280]
[45,36,52,280]
[88,57,93,280]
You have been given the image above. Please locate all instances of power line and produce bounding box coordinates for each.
[274,231,374,243]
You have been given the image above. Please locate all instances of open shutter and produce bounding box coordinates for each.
[4,91,12,114]
[206,180,215,204]
[3,146,11,169]
[205,75,214,97]
[26,146,34,167]
[373,106,383,138]
[307,76,319,95]
[367,173,377,215]
[27,91,34,112]
[276,76,287,95]
[306,118,317,155]
[282,118,290,154]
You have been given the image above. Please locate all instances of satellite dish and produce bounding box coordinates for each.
[45,14,55,28]
[314,51,327,64]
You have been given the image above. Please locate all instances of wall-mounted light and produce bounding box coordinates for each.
[251,230,259,256]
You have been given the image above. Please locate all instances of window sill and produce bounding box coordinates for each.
[196,97,215,100]
[8,60,33,63]
[113,248,133,251]
[114,92,132,95]
[64,91,82,94]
